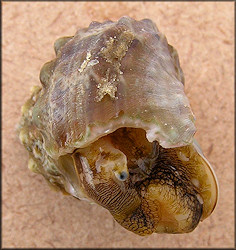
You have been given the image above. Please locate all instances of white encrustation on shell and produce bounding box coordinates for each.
[18,16,218,236]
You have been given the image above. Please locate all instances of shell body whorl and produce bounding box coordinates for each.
[32,16,195,158]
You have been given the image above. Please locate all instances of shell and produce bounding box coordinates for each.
[18,16,218,236]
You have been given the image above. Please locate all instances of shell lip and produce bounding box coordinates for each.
[50,123,196,160]
[69,120,195,155]
[193,139,219,219]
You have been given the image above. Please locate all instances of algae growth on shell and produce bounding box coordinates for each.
[18,16,218,236]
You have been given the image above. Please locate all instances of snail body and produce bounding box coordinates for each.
[19,17,218,235]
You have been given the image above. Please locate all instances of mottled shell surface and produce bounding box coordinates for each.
[19,17,218,236]
[31,17,195,158]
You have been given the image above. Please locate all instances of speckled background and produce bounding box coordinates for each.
[2,2,234,248]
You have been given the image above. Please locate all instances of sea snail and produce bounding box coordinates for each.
[18,17,218,236]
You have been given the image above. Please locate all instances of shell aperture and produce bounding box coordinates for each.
[18,16,218,236]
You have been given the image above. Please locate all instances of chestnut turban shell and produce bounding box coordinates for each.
[18,17,218,236]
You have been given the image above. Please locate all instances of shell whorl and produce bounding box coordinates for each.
[32,17,195,158]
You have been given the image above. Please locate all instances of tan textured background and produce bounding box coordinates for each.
[2,2,234,248]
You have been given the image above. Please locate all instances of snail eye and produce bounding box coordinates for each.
[115,171,128,181]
